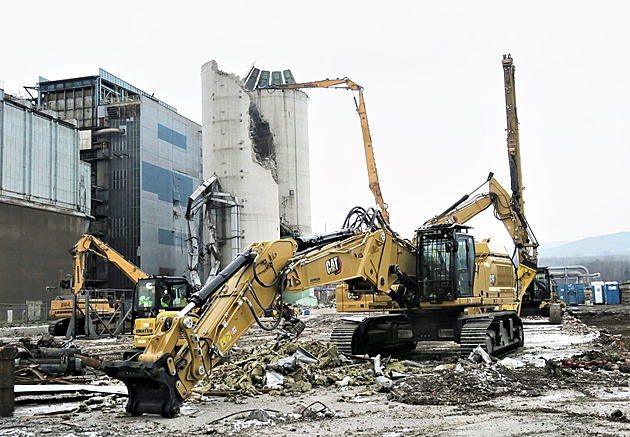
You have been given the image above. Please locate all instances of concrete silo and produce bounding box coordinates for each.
[250,86,311,238]
[201,61,280,260]
[201,61,312,268]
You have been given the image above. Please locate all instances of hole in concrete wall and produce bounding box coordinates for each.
[249,101,277,177]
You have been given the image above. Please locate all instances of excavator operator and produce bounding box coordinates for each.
[160,289,172,308]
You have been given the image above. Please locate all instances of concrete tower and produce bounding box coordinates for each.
[201,61,280,256]
[201,61,312,267]
[251,87,311,237]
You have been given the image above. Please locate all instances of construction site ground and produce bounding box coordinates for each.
[3,306,630,437]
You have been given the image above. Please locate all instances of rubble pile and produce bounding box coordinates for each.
[561,349,630,372]
[196,339,422,397]
[388,363,550,405]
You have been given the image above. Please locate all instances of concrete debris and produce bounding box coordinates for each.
[375,376,393,390]
[264,371,283,389]
[373,354,384,376]
[389,364,550,405]
[468,345,493,364]
[498,357,526,368]
[337,376,352,387]
[197,339,424,397]
[248,408,271,422]
[3,307,630,435]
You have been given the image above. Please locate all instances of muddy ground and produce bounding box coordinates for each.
[2,306,630,436]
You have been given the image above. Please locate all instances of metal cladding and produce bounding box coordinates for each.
[201,61,312,265]
[0,90,91,215]
[0,89,91,304]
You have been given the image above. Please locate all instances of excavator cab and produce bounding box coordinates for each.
[132,276,193,348]
[417,225,475,303]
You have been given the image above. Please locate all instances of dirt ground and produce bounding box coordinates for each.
[3,306,630,437]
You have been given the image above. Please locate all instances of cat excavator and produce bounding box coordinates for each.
[422,54,562,322]
[102,59,535,417]
[104,205,525,417]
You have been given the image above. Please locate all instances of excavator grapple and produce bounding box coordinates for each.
[105,354,182,418]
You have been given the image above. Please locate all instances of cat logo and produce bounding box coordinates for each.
[326,256,342,275]
[444,216,458,225]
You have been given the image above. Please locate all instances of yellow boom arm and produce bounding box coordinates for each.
[273,78,389,223]
[71,234,148,294]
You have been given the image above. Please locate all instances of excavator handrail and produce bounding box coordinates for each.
[269,78,389,224]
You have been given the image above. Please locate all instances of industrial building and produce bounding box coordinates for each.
[0,88,91,308]
[36,70,203,289]
[0,61,313,312]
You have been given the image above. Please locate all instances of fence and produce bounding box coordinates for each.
[0,289,134,333]
[0,302,48,323]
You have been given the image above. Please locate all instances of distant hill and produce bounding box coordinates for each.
[539,231,630,259]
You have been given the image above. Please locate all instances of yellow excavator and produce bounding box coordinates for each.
[102,60,537,417]
[104,205,526,417]
[50,234,195,342]
[49,234,149,336]
[422,54,562,322]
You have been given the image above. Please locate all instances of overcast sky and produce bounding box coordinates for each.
[2,1,629,250]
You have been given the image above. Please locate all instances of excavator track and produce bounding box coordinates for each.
[459,312,523,358]
[330,321,358,356]
[459,318,492,356]
[459,318,493,356]
[330,317,416,358]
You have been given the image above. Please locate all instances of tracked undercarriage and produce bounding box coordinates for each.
[331,310,524,358]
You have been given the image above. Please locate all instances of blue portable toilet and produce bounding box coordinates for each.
[592,281,605,304]
[604,281,620,304]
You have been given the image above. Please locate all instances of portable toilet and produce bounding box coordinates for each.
[592,281,605,305]
[604,281,620,305]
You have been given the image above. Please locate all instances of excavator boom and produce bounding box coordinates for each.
[422,55,539,309]
[272,78,389,223]
[71,234,148,293]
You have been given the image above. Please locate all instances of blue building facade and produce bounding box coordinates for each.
[39,71,202,288]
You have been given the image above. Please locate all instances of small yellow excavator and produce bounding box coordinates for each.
[50,234,195,341]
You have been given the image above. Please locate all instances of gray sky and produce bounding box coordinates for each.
[2,1,629,250]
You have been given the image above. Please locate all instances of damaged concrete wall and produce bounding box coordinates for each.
[201,60,280,260]
[251,88,312,237]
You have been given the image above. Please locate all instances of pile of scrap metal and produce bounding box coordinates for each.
[0,336,102,384]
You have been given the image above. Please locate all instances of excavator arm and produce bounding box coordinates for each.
[272,79,389,223]
[103,210,415,417]
[422,174,537,299]
[421,55,539,305]
[70,234,148,294]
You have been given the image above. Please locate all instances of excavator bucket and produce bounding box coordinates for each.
[103,354,183,418]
